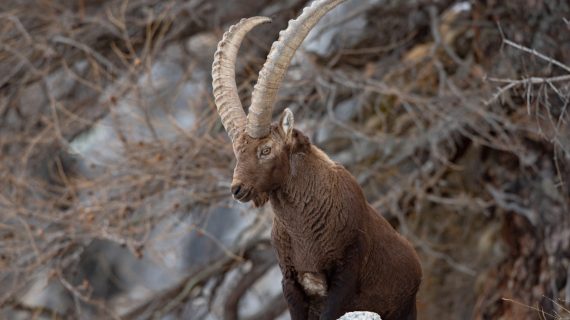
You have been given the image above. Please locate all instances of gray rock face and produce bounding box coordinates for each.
[338,311,382,320]
[302,0,382,57]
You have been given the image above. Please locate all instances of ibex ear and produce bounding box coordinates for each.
[279,108,294,140]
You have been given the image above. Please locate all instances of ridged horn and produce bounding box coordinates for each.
[246,0,346,138]
[212,17,272,143]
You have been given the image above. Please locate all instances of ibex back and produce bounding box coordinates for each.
[211,1,422,319]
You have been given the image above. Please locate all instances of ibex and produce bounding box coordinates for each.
[211,0,422,319]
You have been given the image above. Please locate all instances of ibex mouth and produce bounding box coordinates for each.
[232,185,254,202]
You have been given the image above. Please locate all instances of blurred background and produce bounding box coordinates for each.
[1,0,569,319]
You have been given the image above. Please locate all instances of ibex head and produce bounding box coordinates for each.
[212,0,345,206]
[231,109,312,207]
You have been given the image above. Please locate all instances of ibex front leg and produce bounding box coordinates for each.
[320,241,362,320]
[273,228,310,319]
[282,268,310,319]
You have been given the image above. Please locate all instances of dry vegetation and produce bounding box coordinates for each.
[1,0,569,319]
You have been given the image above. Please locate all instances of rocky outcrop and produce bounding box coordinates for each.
[339,311,382,320]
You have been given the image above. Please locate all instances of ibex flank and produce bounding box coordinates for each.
[211,0,422,319]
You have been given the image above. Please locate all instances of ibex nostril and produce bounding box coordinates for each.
[231,184,242,196]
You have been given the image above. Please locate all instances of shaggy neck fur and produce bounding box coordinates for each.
[269,145,360,242]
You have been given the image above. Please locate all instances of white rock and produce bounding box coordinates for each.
[338,311,382,320]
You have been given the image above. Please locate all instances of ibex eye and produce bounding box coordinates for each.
[261,147,271,156]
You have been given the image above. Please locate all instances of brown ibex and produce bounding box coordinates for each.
[211,0,422,319]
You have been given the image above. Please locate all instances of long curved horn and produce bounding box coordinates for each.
[246,0,346,138]
[212,17,272,143]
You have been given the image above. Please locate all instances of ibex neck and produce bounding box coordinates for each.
[270,145,336,217]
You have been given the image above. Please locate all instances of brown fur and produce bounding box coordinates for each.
[230,111,422,320]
